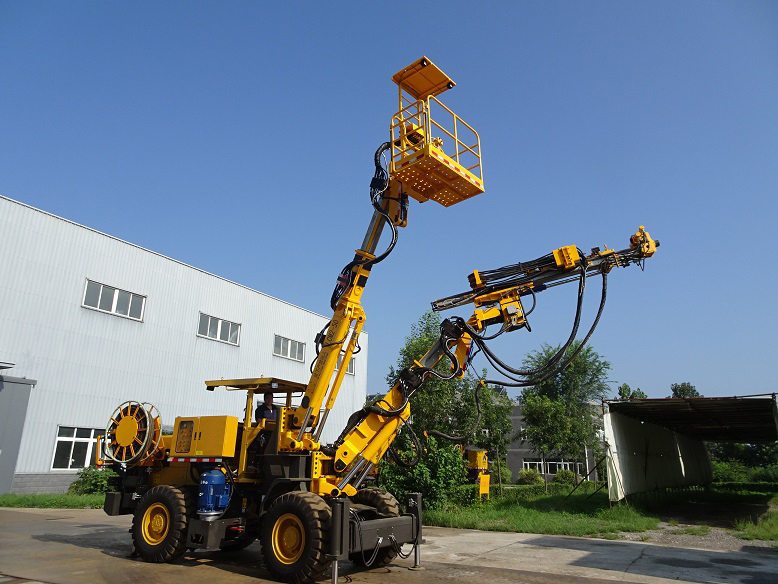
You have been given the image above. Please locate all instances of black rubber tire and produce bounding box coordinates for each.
[132,485,191,562]
[349,488,401,568]
[261,491,331,584]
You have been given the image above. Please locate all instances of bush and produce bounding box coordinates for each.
[515,468,544,485]
[749,464,778,483]
[376,436,467,509]
[711,460,748,483]
[67,466,118,495]
[447,484,481,506]
[552,469,576,485]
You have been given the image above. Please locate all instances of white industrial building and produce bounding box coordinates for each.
[0,195,368,493]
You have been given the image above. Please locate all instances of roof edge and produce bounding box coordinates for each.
[0,194,362,331]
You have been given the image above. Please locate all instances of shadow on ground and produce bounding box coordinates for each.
[31,530,382,583]
[630,490,774,528]
[524,535,778,584]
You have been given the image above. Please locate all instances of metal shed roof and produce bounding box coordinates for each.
[606,395,778,442]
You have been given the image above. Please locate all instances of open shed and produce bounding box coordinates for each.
[603,394,778,501]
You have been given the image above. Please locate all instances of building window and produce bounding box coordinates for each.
[52,426,104,470]
[83,280,145,320]
[522,458,582,475]
[273,334,305,362]
[523,459,543,472]
[198,313,240,345]
[335,353,355,375]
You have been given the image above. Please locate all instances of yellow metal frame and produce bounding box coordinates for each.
[389,57,483,207]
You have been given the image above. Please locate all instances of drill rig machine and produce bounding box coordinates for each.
[98,57,659,583]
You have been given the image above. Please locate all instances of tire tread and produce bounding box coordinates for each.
[131,485,191,563]
[261,490,331,584]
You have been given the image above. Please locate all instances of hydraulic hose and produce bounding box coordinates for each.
[330,142,399,310]
[483,271,608,387]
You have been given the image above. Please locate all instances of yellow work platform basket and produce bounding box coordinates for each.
[389,57,484,207]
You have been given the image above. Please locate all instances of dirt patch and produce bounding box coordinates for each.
[618,521,777,551]
[612,488,778,551]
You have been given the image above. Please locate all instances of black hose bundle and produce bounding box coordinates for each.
[329,142,400,310]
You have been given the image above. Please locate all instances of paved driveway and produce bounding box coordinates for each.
[1,508,776,584]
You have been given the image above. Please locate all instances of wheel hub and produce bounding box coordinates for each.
[272,513,305,564]
[142,502,170,545]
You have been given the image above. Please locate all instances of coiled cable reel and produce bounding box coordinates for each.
[103,401,164,466]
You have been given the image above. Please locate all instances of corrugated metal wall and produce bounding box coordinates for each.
[0,196,368,474]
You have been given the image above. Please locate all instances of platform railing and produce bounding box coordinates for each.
[390,96,482,182]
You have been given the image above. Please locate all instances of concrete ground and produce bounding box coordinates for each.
[1,508,776,584]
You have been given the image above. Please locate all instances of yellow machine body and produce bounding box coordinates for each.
[467,448,488,471]
[172,416,238,458]
[478,473,490,499]
[465,448,490,500]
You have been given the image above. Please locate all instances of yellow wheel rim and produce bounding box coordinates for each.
[142,502,170,545]
[271,513,305,565]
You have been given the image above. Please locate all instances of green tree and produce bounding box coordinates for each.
[522,342,611,404]
[519,341,610,463]
[379,311,513,499]
[453,383,513,455]
[520,394,576,457]
[385,311,462,437]
[669,382,701,398]
[616,383,647,400]
[706,441,778,467]
[385,311,511,448]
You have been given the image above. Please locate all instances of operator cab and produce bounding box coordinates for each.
[205,377,307,480]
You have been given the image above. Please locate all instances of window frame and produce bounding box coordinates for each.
[50,426,105,471]
[335,353,355,375]
[273,334,305,363]
[197,313,241,346]
[82,279,146,321]
[522,458,582,475]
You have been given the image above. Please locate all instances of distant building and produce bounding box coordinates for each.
[0,195,368,494]
[506,405,598,482]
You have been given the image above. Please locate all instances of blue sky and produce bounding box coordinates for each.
[2,2,777,399]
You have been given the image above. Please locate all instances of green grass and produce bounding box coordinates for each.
[0,493,104,509]
[425,491,659,537]
[735,511,778,541]
[428,484,778,540]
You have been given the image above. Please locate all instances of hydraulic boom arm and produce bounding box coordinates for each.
[327,227,659,488]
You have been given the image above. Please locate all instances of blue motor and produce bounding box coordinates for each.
[198,469,230,520]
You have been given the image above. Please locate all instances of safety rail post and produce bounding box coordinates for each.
[452,105,459,166]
